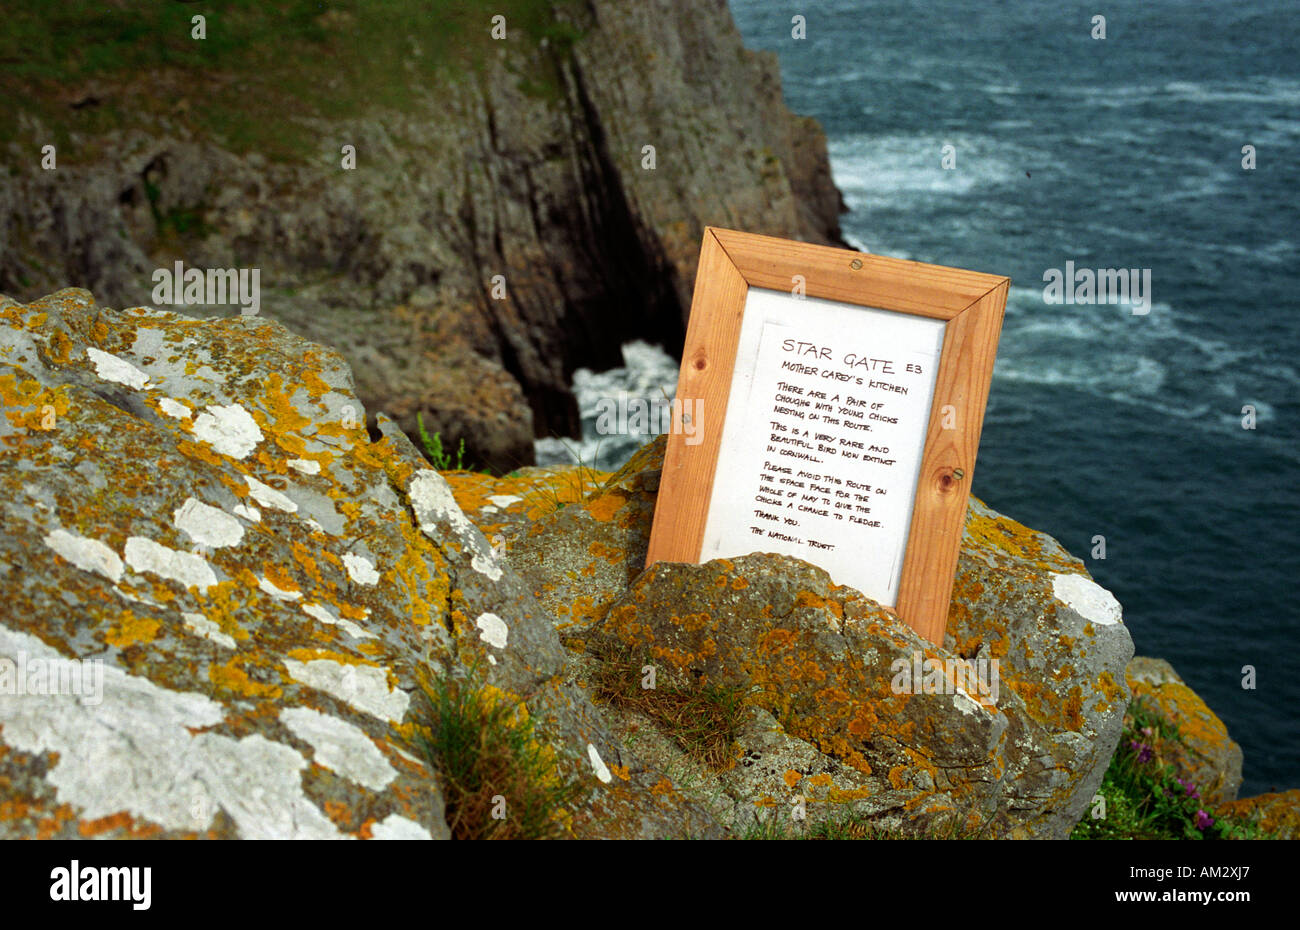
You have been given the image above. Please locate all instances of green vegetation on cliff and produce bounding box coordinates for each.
[1,0,584,160]
[1071,699,1274,840]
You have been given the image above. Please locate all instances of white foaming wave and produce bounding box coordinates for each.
[1074,220,1298,267]
[806,67,945,89]
[1000,316,1098,342]
[537,340,680,470]
[1063,83,1162,108]
[996,286,1299,452]
[828,134,1024,206]
[1161,78,1300,105]
[994,353,1168,397]
[535,436,602,468]
[571,340,678,418]
[842,231,873,254]
[1063,77,1300,109]
[1006,287,1249,368]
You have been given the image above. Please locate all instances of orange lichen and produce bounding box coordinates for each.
[794,590,844,620]
[262,561,302,595]
[584,492,626,524]
[209,660,283,700]
[103,610,161,648]
[0,373,72,431]
[78,811,165,838]
[285,647,373,667]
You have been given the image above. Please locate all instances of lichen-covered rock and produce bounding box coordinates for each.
[944,496,1135,836]
[0,289,723,839]
[2,288,1136,839]
[1126,656,1243,806]
[592,554,1013,835]
[1215,789,1300,839]
[453,434,1135,838]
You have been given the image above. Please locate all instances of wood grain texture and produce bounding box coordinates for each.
[712,226,1003,319]
[895,280,1009,642]
[648,227,1009,644]
[645,229,749,568]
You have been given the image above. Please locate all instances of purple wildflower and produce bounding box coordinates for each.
[1194,810,1215,830]
[1129,740,1153,764]
[1177,777,1200,800]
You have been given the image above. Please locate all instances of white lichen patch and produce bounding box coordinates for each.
[43,529,123,584]
[174,497,244,549]
[951,687,985,716]
[191,403,263,459]
[111,586,167,612]
[1051,572,1123,626]
[232,504,261,523]
[370,814,432,840]
[301,603,333,624]
[85,346,150,390]
[471,550,503,581]
[408,469,486,554]
[342,553,380,586]
[244,475,297,513]
[124,536,218,591]
[279,706,397,791]
[0,625,339,839]
[486,494,522,509]
[157,397,191,420]
[475,612,509,649]
[287,458,321,476]
[587,742,612,783]
[258,575,302,602]
[302,603,375,640]
[182,612,236,649]
[283,658,409,722]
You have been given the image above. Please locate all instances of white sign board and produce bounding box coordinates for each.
[698,288,945,607]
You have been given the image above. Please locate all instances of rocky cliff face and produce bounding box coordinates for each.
[0,1,844,471]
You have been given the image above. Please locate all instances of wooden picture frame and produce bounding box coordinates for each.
[646,227,1009,643]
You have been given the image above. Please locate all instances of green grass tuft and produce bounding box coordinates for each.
[411,670,587,840]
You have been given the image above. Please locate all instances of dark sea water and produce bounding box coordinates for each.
[548,0,1300,794]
